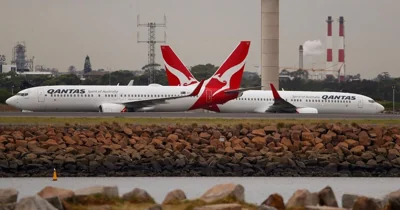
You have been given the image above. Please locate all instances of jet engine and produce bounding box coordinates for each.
[99,103,127,113]
[296,107,318,114]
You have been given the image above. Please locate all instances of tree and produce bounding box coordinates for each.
[142,63,161,71]
[190,64,218,80]
[68,65,77,74]
[377,72,391,81]
[83,55,92,74]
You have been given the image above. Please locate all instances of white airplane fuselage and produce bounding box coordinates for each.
[217,90,384,114]
[6,85,384,114]
[6,85,205,112]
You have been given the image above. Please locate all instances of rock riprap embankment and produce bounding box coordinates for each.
[1,184,400,210]
[0,122,400,177]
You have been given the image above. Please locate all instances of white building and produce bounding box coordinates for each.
[0,64,17,73]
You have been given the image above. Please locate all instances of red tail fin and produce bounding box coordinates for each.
[207,41,250,93]
[161,45,199,86]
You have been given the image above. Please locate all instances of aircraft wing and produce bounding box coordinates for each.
[223,86,263,94]
[117,79,204,109]
[263,83,318,114]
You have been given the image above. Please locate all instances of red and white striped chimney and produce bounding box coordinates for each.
[338,16,345,79]
[326,16,333,71]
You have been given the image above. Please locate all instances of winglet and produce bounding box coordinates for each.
[189,79,205,96]
[270,83,282,100]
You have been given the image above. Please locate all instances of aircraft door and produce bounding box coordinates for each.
[358,99,363,108]
[206,90,212,103]
[37,88,45,102]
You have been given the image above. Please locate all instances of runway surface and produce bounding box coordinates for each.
[0,112,398,120]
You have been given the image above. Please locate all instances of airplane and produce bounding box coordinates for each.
[160,45,385,114]
[6,41,255,113]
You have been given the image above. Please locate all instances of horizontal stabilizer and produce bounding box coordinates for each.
[224,86,263,94]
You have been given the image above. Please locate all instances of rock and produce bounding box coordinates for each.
[15,195,57,210]
[44,196,64,210]
[383,190,400,210]
[352,196,381,210]
[122,188,155,203]
[0,203,15,210]
[258,205,277,210]
[261,193,285,210]
[200,183,244,203]
[240,128,248,135]
[358,131,371,146]
[162,189,187,205]
[0,188,18,204]
[252,129,266,137]
[194,203,242,210]
[37,186,74,201]
[302,132,314,142]
[305,206,346,210]
[286,189,316,208]
[74,186,118,199]
[264,126,278,133]
[167,134,178,142]
[123,127,132,135]
[252,137,266,149]
[281,137,292,147]
[350,146,365,156]
[306,192,320,206]
[200,132,211,140]
[146,204,163,210]
[342,194,358,208]
[87,205,112,210]
[318,186,338,207]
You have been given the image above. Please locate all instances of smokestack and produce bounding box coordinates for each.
[338,16,345,81]
[261,0,279,90]
[299,45,303,69]
[326,16,333,71]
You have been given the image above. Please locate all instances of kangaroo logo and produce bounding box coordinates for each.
[164,61,198,86]
[210,59,246,97]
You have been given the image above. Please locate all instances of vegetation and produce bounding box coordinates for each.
[0,117,398,126]
[0,64,399,109]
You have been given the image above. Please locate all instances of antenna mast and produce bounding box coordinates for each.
[137,15,167,84]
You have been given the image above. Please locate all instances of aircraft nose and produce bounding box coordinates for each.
[5,97,11,105]
[6,96,16,107]
[378,104,385,112]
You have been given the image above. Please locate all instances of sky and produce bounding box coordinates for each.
[0,0,399,79]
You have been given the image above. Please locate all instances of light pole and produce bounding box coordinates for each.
[393,85,396,113]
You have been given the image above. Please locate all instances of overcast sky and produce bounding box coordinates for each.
[0,0,399,79]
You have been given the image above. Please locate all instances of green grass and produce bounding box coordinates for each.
[0,116,399,126]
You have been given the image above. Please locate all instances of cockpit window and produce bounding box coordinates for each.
[368,100,375,103]
[16,93,28,96]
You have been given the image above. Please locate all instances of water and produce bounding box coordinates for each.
[1,177,399,206]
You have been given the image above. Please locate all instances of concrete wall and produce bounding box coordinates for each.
[261,0,279,90]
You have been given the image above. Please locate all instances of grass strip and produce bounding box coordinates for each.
[0,116,398,126]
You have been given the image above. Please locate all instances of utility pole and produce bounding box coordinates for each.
[137,15,167,84]
[108,68,111,85]
[393,85,396,113]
